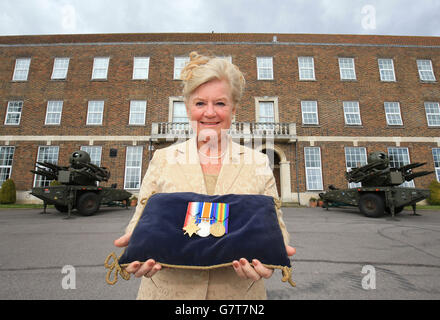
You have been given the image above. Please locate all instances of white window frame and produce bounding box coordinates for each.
[4,101,23,125]
[424,102,440,127]
[378,58,396,82]
[304,147,323,190]
[387,147,415,188]
[344,147,367,188]
[301,100,319,125]
[343,101,362,125]
[129,100,147,125]
[86,101,104,125]
[80,146,102,167]
[384,102,403,126]
[256,57,274,80]
[298,57,315,80]
[92,57,110,80]
[45,100,63,125]
[432,148,440,182]
[51,57,70,80]
[34,146,59,187]
[12,58,31,81]
[338,57,356,80]
[174,57,190,80]
[132,57,150,80]
[0,146,15,187]
[417,59,436,82]
[124,146,143,190]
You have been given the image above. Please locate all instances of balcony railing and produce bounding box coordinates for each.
[151,122,297,142]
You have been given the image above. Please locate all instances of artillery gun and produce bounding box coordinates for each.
[31,150,132,218]
[319,152,434,218]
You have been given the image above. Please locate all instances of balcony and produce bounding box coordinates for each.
[151,122,297,142]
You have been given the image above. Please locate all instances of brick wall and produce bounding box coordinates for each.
[1,33,439,195]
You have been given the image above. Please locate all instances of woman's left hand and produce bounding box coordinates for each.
[233,245,296,281]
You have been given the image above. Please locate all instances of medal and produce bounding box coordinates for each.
[183,201,229,238]
[210,221,225,237]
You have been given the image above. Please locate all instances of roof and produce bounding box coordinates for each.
[1,33,440,47]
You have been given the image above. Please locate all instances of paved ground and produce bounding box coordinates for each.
[0,205,439,300]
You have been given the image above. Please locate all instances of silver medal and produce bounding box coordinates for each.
[196,221,211,237]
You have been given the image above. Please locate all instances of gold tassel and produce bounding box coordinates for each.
[104,252,131,285]
[281,266,296,287]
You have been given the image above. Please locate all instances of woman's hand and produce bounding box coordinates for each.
[114,233,162,278]
[232,245,296,281]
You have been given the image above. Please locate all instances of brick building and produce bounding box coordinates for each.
[0,33,439,205]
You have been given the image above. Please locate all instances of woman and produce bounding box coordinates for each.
[114,52,295,299]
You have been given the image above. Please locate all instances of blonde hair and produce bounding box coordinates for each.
[180,52,246,106]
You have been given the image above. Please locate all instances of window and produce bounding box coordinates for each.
[298,57,315,80]
[51,58,70,80]
[45,101,63,125]
[301,101,319,125]
[384,102,403,126]
[12,58,31,81]
[378,59,396,82]
[338,58,356,80]
[4,101,23,125]
[124,146,143,189]
[345,147,367,188]
[0,146,15,187]
[80,146,102,166]
[417,59,436,82]
[86,101,104,125]
[424,102,440,126]
[387,147,414,187]
[172,101,188,123]
[343,101,362,125]
[258,101,275,123]
[34,146,59,187]
[304,147,323,190]
[92,57,109,80]
[129,100,146,125]
[256,57,273,80]
[432,148,440,182]
[174,57,190,80]
[132,57,149,80]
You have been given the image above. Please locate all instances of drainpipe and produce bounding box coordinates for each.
[295,138,300,204]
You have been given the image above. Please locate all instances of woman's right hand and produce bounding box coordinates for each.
[114,232,162,278]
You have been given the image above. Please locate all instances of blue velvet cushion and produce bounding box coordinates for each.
[105,192,295,287]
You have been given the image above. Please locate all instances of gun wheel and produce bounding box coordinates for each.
[359,193,385,218]
[76,192,100,216]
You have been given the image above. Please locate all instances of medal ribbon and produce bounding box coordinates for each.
[184,201,229,234]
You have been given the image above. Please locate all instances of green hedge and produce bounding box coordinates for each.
[0,179,16,204]
[428,180,440,205]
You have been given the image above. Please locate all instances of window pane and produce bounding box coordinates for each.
[80,146,102,166]
[51,58,69,79]
[172,101,188,123]
[5,101,23,125]
[92,57,109,79]
[425,102,440,126]
[129,100,146,125]
[174,57,190,79]
[87,101,104,125]
[133,57,149,80]
[257,57,273,80]
[387,147,415,187]
[13,58,31,81]
[124,146,143,189]
[34,146,59,187]
[304,147,323,190]
[0,146,15,187]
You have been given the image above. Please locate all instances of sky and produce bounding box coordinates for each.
[0,0,439,37]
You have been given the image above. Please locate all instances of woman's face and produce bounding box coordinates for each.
[187,78,236,142]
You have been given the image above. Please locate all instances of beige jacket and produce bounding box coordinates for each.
[125,137,290,300]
